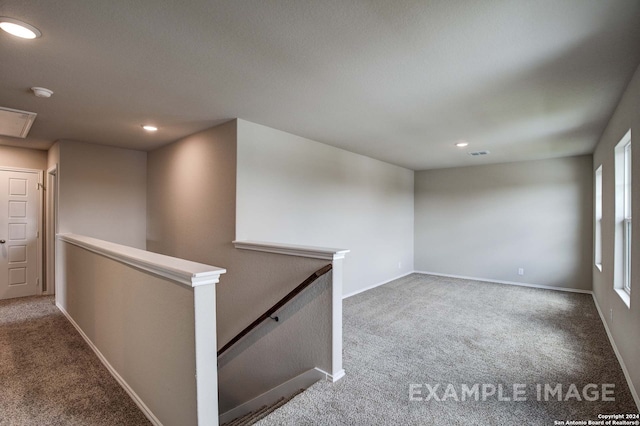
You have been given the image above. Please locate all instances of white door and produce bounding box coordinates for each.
[0,169,40,299]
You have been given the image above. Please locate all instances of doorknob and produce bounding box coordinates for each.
[0,240,5,244]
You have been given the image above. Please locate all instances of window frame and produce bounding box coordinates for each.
[614,129,632,305]
[622,141,632,295]
[595,165,603,271]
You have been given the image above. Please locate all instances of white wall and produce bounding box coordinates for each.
[593,64,640,407]
[414,156,593,290]
[236,119,415,296]
[57,140,147,249]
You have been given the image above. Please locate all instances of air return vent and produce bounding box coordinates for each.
[0,107,37,138]
[468,150,490,156]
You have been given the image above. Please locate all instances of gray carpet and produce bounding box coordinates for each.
[0,296,150,426]
[258,274,639,425]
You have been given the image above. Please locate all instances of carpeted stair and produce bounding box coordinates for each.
[222,389,305,426]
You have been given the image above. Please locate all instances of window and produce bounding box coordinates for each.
[614,130,632,303]
[595,165,602,271]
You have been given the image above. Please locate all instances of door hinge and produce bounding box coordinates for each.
[36,231,39,238]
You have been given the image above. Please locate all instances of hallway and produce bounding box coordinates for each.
[0,296,149,425]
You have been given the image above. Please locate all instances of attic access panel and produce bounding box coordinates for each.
[0,107,37,138]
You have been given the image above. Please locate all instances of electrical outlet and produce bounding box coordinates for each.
[610,308,613,322]
[398,261,402,269]
[518,268,524,276]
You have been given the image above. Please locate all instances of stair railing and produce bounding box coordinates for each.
[217,263,332,357]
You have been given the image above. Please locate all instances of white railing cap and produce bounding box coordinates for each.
[58,233,226,287]
[233,240,349,260]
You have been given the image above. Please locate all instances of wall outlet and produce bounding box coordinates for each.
[518,268,524,276]
[398,261,402,269]
[610,308,613,322]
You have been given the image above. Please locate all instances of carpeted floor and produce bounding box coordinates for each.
[0,296,150,426]
[258,274,639,425]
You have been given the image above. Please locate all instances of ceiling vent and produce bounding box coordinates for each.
[469,150,490,156]
[0,107,37,138]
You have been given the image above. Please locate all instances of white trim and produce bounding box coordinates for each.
[36,170,43,295]
[325,368,345,383]
[233,240,349,261]
[591,294,640,411]
[193,285,219,426]
[218,368,325,425]
[414,270,593,294]
[44,165,58,295]
[58,234,226,287]
[0,165,42,174]
[343,271,414,299]
[614,287,631,309]
[56,302,163,426]
[329,258,344,382]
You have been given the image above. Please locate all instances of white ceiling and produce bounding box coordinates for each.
[1,0,639,170]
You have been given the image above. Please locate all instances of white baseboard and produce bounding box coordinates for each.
[56,303,163,426]
[591,295,640,411]
[414,270,593,294]
[219,367,325,424]
[343,271,414,299]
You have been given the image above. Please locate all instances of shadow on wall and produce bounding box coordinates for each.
[216,271,333,413]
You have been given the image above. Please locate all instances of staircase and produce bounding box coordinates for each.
[221,389,305,426]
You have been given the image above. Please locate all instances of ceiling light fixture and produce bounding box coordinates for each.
[455,141,469,148]
[142,125,158,132]
[0,17,42,39]
[31,87,53,98]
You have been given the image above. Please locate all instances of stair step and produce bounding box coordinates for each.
[221,389,305,426]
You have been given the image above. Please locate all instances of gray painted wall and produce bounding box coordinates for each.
[236,119,415,296]
[57,140,147,249]
[146,120,333,412]
[58,242,198,426]
[47,142,59,170]
[414,156,593,290]
[0,145,47,170]
[593,64,640,405]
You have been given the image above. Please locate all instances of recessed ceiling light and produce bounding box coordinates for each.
[0,17,41,39]
[142,125,158,132]
[455,141,469,148]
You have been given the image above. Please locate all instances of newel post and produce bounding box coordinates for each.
[330,251,348,382]
[193,274,225,426]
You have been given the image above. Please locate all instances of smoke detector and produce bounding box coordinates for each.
[31,87,53,98]
[0,106,37,138]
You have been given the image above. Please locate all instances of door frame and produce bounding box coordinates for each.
[45,165,58,296]
[0,166,44,296]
